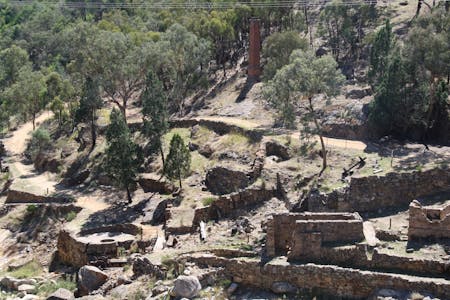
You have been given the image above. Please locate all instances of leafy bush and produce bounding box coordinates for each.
[27,128,52,160]
[64,211,77,222]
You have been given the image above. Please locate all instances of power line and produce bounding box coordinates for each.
[1,0,428,10]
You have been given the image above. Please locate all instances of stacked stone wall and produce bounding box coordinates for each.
[266,212,363,257]
[308,167,450,213]
[408,201,450,240]
[184,254,450,299]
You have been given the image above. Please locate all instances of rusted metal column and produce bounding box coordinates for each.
[248,18,261,80]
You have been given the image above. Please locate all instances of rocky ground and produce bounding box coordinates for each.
[0,3,449,295]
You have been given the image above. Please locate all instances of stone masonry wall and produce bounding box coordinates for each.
[266,212,363,257]
[193,188,274,225]
[308,167,450,213]
[408,200,450,240]
[185,254,450,299]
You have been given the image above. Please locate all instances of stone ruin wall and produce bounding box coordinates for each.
[408,200,450,240]
[193,188,274,225]
[266,212,364,258]
[5,189,71,204]
[308,167,450,213]
[185,254,450,299]
[56,224,153,268]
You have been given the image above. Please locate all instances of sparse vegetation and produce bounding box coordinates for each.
[7,260,42,279]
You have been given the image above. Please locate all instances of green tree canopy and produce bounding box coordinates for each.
[264,50,345,172]
[164,133,191,189]
[262,30,308,81]
[105,108,142,203]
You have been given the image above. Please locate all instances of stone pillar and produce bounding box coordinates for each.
[248,18,261,80]
[265,216,276,257]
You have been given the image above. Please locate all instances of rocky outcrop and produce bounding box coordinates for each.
[308,167,450,213]
[138,174,175,194]
[130,254,164,279]
[205,167,250,195]
[170,275,201,299]
[77,266,109,296]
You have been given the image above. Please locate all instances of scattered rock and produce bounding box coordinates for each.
[77,266,109,296]
[47,288,75,300]
[117,276,132,286]
[152,284,170,296]
[170,275,201,299]
[188,142,199,151]
[198,144,214,158]
[345,87,371,99]
[130,254,164,279]
[18,283,36,294]
[271,281,297,294]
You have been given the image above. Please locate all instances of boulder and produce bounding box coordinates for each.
[47,288,75,300]
[345,87,371,99]
[18,283,36,294]
[77,266,109,296]
[139,174,175,194]
[0,276,36,291]
[271,281,297,294]
[205,167,250,195]
[130,254,164,279]
[170,275,201,299]
[198,144,214,158]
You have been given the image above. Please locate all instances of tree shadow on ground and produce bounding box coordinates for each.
[81,194,158,231]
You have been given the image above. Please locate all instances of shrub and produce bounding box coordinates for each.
[202,197,216,206]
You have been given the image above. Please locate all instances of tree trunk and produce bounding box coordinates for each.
[32,111,36,131]
[159,144,165,169]
[308,97,327,175]
[126,185,132,204]
[90,109,96,152]
[178,168,182,190]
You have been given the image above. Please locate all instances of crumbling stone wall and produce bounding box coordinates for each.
[185,254,450,299]
[5,189,71,204]
[193,188,274,225]
[308,167,450,213]
[408,200,450,240]
[266,212,364,257]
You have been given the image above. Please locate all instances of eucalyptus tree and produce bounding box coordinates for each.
[264,50,345,173]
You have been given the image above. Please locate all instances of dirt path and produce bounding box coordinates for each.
[195,115,368,151]
[1,112,59,195]
[3,112,53,156]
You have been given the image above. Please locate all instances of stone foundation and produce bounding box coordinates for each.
[408,200,450,240]
[266,212,364,258]
[193,188,275,225]
[56,224,154,268]
[183,254,450,299]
